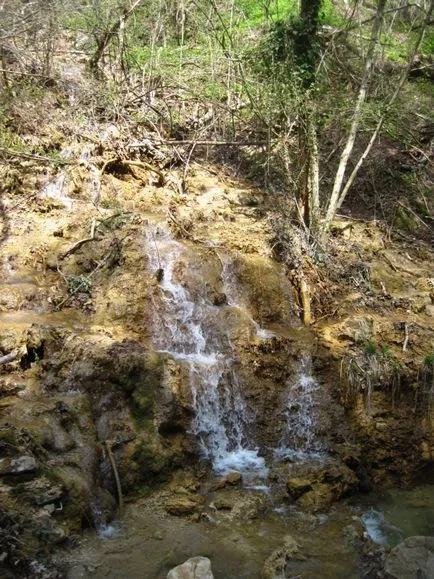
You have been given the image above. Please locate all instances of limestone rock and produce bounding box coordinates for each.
[296,483,334,513]
[385,536,434,579]
[261,535,304,579]
[167,556,214,579]
[165,494,204,516]
[212,471,242,490]
[286,478,312,500]
[0,455,38,476]
[19,476,63,506]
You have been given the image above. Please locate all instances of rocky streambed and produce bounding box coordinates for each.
[1,154,434,578]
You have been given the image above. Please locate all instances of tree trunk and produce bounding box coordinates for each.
[335,0,434,211]
[323,0,387,233]
[89,0,145,76]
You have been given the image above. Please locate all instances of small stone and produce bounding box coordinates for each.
[43,504,56,515]
[153,531,164,540]
[167,556,214,579]
[226,472,242,486]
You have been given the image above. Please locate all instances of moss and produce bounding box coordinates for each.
[107,348,163,426]
[132,440,169,480]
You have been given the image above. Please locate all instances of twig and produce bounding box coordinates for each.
[0,146,76,165]
[381,252,398,272]
[104,441,124,516]
[396,201,430,229]
[59,219,97,260]
[128,140,269,147]
[403,323,410,352]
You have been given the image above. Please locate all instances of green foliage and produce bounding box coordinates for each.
[67,275,92,295]
[424,354,434,368]
[101,198,121,210]
[364,341,377,356]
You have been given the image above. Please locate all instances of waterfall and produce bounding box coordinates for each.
[276,356,323,460]
[146,226,267,477]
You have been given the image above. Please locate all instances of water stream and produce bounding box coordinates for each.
[146,226,267,478]
[275,356,324,462]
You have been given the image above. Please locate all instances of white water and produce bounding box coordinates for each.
[41,174,74,210]
[146,227,267,478]
[276,357,323,461]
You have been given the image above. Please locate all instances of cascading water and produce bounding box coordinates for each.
[146,226,267,477]
[276,356,323,461]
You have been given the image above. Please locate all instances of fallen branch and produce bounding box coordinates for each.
[403,323,410,352]
[396,201,430,229]
[128,140,268,147]
[59,219,97,260]
[104,441,124,516]
[0,146,76,165]
[0,351,18,365]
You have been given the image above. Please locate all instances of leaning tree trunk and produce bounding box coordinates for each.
[322,0,387,232]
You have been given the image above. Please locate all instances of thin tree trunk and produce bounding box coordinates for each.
[336,0,434,210]
[89,0,145,75]
[323,0,387,231]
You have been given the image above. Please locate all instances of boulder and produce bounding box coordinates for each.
[385,536,434,579]
[167,556,214,579]
[296,483,334,513]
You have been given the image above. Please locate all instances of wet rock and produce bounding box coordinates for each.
[167,556,214,579]
[18,476,63,506]
[212,471,242,490]
[385,536,434,579]
[165,494,204,516]
[261,535,304,579]
[230,491,269,521]
[67,565,88,579]
[0,455,38,476]
[296,483,334,513]
[286,478,312,500]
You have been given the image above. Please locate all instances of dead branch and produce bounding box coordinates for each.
[128,140,268,147]
[0,351,18,365]
[104,441,124,516]
[59,219,97,260]
[396,201,430,229]
[0,146,76,165]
